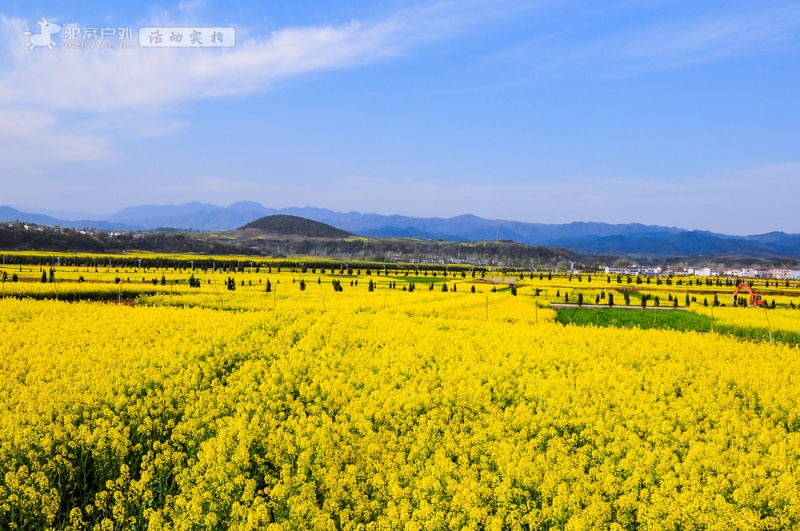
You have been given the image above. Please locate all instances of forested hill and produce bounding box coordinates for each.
[238,215,353,238]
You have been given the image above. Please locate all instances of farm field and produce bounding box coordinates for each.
[1,253,800,529]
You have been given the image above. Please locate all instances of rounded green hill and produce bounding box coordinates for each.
[238,214,353,238]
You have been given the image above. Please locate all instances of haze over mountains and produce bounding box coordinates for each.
[2,202,799,258]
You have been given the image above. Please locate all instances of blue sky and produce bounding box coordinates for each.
[1,0,799,235]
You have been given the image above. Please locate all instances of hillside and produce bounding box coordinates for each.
[4,202,800,258]
[238,214,353,238]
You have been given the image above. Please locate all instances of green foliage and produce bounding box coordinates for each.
[556,307,712,332]
[238,215,353,238]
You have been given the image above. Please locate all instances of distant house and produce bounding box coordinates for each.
[770,269,794,279]
[604,266,662,276]
[724,268,758,278]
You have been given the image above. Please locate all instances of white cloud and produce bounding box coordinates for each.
[0,17,410,113]
[285,168,798,235]
[614,4,800,69]
[178,0,206,14]
[0,3,490,171]
[486,2,800,78]
[740,161,800,180]
[0,108,113,174]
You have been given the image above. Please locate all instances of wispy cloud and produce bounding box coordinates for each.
[0,2,490,171]
[488,2,800,77]
[615,4,800,69]
[311,162,798,234]
[0,108,113,173]
[0,17,407,112]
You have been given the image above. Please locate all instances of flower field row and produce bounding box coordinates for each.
[2,290,800,529]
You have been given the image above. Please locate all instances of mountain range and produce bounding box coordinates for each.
[1,202,799,259]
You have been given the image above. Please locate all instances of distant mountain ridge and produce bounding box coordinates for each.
[0,206,142,231]
[2,202,799,258]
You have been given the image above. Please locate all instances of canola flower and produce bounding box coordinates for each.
[0,277,799,529]
[691,305,800,333]
[690,305,800,344]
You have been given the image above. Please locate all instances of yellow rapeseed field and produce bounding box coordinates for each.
[1,261,800,529]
